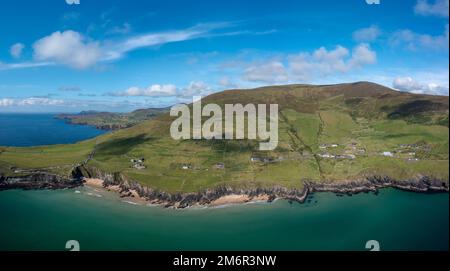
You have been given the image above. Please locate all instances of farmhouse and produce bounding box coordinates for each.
[337,154,356,160]
[182,164,192,170]
[318,153,335,159]
[214,163,225,169]
[170,97,279,151]
[250,156,275,163]
[319,143,339,149]
[134,164,146,170]
[130,157,146,170]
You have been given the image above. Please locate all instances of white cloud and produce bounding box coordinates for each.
[349,43,377,67]
[0,61,52,70]
[393,76,449,95]
[110,30,198,59]
[0,98,15,107]
[0,97,169,112]
[33,25,207,69]
[288,43,376,81]
[61,11,80,21]
[108,81,215,98]
[244,61,288,83]
[182,81,213,97]
[2,22,238,70]
[414,0,449,17]
[103,22,234,61]
[390,25,449,50]
[17,98,65,106]
[353,25,381,42]
[10,43,25,58]
[240,44,377,83]
[58,86,82,92]
[0,98,65,107]
[112,84,177,97]
[218,76,239,89]
[107,23,132,35]
[33,30,102,69]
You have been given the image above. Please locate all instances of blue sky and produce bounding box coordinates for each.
[0,0,448,112]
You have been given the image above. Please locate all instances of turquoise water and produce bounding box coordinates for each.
[0,187,447,251]
[0,113,105,147]
[0,114,448,251]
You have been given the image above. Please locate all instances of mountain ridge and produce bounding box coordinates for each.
[0,81,448,206]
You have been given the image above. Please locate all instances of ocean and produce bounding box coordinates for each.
[0,113,105,147]
[0,114,448,251]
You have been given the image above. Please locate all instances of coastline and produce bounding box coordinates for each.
[80,171,448,208]
[1,184,448,251]
[84,178,274,207]
[1,167,448,209]
[84,178,148,205]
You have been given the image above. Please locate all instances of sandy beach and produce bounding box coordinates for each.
[83,178,147,204]
[83,178,104,188]
[210,194,270,207]
[83,178,272,207]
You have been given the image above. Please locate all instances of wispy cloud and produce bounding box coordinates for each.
[0,61,53,70]
[352,25,381,42]
[414,0,449,17]
[0,97,64,107]
[106,81,213,98]
[239,43,377,84]
[244,60,288,83]
[58,86,82,92]
[393,76,449,95]
[108,84,177,97]
[390,24,449,51]
[182,81,213,97]
[106,23,132,35]
[0,96,163,112]
[103,22,235,61]
[10,43,25,59]
[1,22,245,71]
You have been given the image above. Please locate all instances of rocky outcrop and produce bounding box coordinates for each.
[309,176,449,194]
[67,122,131,130]
[1,165,448,208]
[0,173,82,190]
[106,175,447,208]
[73,166,448,208]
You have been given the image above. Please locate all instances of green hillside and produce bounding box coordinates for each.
[1,82,448,193]
[56,107,169,130]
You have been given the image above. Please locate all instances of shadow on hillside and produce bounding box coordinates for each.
[96,134,153,156]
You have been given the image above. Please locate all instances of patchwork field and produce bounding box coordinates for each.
[1,82,448,193]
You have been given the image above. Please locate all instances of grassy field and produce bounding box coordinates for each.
[0,140,96,177]
[1,82,448,193]
[56,108,168,129]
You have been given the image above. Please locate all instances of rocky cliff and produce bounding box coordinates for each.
[0,166,447,208]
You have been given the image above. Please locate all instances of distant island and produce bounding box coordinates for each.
[56,108,169,130]
[1,82,448,208]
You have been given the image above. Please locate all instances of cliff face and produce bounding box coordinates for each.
[310,176,448,194]
[0,173,82,190]
[0,166,447,208]
[78,166,308,207]
[75,166,449,208]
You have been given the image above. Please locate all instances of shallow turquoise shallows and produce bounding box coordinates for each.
[0,187,447,251]
[0,114,448,251]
